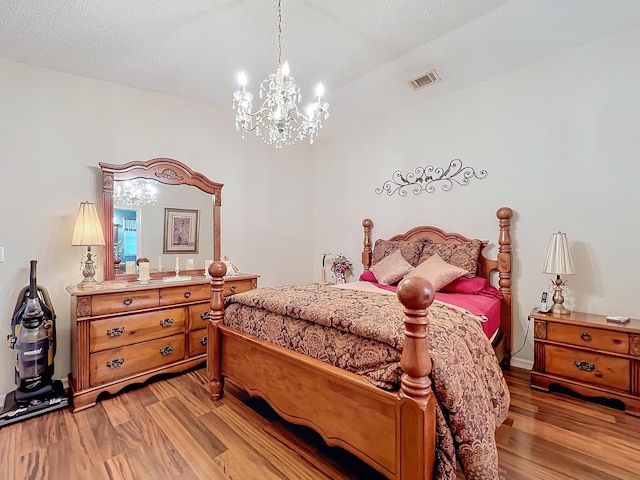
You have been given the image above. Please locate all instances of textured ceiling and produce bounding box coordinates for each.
[2,0,640,138]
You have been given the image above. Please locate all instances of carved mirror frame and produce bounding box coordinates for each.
[99,158,223,281]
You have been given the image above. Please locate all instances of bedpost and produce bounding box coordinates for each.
[362,218,373,270]
[496,207,513,367]
[396,276,436,480]
[208,261,227,400]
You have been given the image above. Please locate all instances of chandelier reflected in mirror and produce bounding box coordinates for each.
[232,0,329,148]
[113,179,158,207]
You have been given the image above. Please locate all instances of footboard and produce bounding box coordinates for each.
[207,262,437,479]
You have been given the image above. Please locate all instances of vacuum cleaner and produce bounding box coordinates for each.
[0,260,69,427]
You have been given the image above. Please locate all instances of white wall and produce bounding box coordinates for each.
[1,25,637,400]
[312,27,640,369]
[0,60,314,397]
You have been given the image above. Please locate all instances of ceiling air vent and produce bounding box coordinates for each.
[408,69,440,91]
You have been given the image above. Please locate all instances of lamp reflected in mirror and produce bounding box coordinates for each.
[72,202,106,288]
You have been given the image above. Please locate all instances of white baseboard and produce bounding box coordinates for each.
[510,357,533,370]
[0,376,69,408]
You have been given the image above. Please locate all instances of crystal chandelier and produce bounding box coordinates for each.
[232,0,329,148]
[113,179,158,207]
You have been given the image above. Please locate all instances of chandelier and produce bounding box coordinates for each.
[113,179,158,207]
[232,0,329,148]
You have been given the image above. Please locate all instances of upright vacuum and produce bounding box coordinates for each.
[0,260,69,427]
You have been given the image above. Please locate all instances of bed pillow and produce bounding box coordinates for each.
[441,276,503,299]
[359,269,378,283]
[371,239,427,267]
[405,253,468,291]
[370,249,414,285]
[417,239,482,278]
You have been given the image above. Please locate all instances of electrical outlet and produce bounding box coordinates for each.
[0,246,4,263]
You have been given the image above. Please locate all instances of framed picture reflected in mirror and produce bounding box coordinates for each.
[163,207,200,254]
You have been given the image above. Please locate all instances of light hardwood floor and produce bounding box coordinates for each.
[0,367,639,479]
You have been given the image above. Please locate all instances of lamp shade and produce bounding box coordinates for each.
[543,232,575,275]
[72,202,105,246]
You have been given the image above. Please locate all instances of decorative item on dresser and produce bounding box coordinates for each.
[531,309,640,416]
[67,274,258,412]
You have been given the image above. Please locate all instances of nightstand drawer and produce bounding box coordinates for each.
[547,323,628,354]
[545,345,630,392]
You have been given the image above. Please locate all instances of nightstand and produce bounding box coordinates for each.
[530,309,640,416]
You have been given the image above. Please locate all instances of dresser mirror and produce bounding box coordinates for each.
[99,158,223,281]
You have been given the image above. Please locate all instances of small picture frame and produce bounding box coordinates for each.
[163,208,200,254]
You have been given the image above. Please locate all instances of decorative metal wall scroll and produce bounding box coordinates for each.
[375,159,487,197]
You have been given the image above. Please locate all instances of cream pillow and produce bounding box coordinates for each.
[370,249,414,285]
[405,253,468,290]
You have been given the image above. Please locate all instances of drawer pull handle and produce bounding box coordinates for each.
[199,336,208,346]
[574,360,595,372]
[107,327,125,337]
[184,291,191,299]
[159,318,174,327]
[159,346,174,356]
[123,297,133,306]
[230,285,236,293]
[580,332,592,342]
[107,358,125,369]
[200,311,211,320]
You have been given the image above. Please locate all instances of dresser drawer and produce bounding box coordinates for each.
[160,283,211,306]
[225,278,254,296]
[188,329,208,356]
[90,334,186,387]
[545,345,630,392]
[188,302,211,331]
[91,290,160,316]
[547,323,629,354]
[89,307,187,353]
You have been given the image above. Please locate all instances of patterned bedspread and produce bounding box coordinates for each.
[223,283,509,479]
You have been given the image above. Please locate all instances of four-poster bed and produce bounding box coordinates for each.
[206,207,513,479]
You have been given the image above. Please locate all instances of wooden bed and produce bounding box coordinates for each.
[206,207,513,479]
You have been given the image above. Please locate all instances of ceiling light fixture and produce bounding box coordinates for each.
[232,0,329,148]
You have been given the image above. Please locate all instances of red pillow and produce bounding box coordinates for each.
[440,276,503,299]
[359,270,378,283]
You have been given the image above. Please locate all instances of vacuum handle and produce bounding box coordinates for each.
[29,260,38,299]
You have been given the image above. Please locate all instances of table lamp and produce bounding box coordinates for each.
[321,252,332,284]
[543,232,575,314]
[72,201,106,288]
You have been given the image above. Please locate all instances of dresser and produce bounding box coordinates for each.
[530,309,640,416]
[67,274,258,412]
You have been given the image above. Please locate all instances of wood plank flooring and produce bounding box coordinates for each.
[0,367,639,479]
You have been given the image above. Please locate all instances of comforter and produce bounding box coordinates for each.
[223,283,509,479]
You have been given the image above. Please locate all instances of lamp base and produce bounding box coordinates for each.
[551,303,571,315]
[78,249,100,288]
[77,278,99,289]
[550,278,570,315]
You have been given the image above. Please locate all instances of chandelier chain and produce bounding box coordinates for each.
[277,0,283,67]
